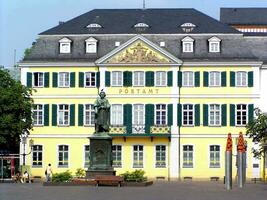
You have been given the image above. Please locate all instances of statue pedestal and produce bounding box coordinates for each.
[86,134,116,178]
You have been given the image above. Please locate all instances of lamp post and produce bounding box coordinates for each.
[20,133,34,166]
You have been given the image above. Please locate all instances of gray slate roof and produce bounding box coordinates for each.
[40,8,239,35]
[220,8,267,25]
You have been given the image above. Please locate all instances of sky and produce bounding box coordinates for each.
[0,0,267,68]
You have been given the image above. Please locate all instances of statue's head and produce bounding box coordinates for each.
[99,90,106,99]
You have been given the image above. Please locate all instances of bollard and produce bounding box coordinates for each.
[225,133,233,190]
[237,152,244,188]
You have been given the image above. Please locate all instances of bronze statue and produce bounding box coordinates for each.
[94,90,110,133]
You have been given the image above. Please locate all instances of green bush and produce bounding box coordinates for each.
[52,170,73,183]
[75,168,86,178]
[120,170,147,182]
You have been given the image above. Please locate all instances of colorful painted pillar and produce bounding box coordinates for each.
[237,132,246,188]
[225,133,233,190]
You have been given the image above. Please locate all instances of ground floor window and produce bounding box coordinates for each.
[32,145,43,167]
[58,145,69,167]
[112,145,122,168]
[183,145,193,168]
[209,145,220,168]
[155,145,166,168]
[133,145,143,168]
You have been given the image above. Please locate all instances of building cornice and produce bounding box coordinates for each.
[18,62,96,67]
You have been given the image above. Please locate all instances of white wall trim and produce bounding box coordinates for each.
[19,62,96,67]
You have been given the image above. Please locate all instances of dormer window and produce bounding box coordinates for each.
[208,37,221,53]
[85,37,98,53]
[181,23,196,33]
[134,23,149,28]
[59,37,71,54]
[182,36,194,53]
[86,23,102,28]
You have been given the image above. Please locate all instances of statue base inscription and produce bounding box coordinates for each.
[86,134,116,178]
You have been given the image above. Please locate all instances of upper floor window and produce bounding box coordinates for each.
[183,104,194,126]
[155,104,167,125]
[87,23,102,28]
[209,104,221,126]
[134,23,149,28]
[182,36,194,53]
[111,104,123,126]
[133,71,145,86]
[111,71,123,86]
[115,41,120,47]
[58,104,69,126]
[160,42,165,47]
[59,37,71,54]
[84,104,95,126]
[236,72,247,87]
[155,71,167,86]
[209,72,221,87]
[33,72,44,87]
[85,37,97,53]
[58,72,70,87]
[33,104,43,126]
[182,71,194,87]
[236,104,247,126]
[208,37,221,53]
[181,23,196,33]
[85,72,96,87]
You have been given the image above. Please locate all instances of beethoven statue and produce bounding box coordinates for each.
[94,90,110,134]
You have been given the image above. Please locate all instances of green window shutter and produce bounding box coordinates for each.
[96,72,100,88]
[221,104,227,126]
[230,104,235,126]
[52,72,58,87]
[105,71,110,87]
[194,104,200,126]
[248,71,254,87]
[167,71,173,87]
[221,71,227,87]
[230,72,235,87]
[123,71,132,87]
[145,71,154,87]
[78,104,84,126]
[203,104,209,126]
[194,72,200,87]
[52,104,57,126]
[70,104,75,126]
[248,104,254,123]
[79,72,84,87]
[44,72,50,88]
[167,104,173,126]
[177,71,182,87]
[177,104,182,127]
[27,72,32,87]
[70,72,75,87]
[44,104,49,126]
[203,72,209,87]
[123,104,132,134]
[145,104,154,133]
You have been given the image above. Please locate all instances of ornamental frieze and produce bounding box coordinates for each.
[107,42,172,64]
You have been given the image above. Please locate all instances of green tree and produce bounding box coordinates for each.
[0,69,33,152]
[246,108,267,157]
[23,48,32,58]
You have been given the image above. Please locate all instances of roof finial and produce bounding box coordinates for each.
[143,0,146,10]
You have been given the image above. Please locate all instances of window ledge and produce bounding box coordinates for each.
[58,125,70,127]
[84,125,94,127]
[208,125,221,127]
[58,166,69,168]
[84,86,97,88]
[33,86,44,88]
[58,86,70,88]
[182,125,195,127]
[33,125,44,127]
[31,165,43,168]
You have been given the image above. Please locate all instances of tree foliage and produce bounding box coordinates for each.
[246,108,267,157]
[0,69,33,152]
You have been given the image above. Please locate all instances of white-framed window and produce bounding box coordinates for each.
[111,104,123,126]
[160,42,165,47]
[115,41,120,47]
[236,71,248,87]
[33,72,44,87]
[112,145,122,168]
[208,37,221,53]
[182,71,194,86]
[84,145,90,168]
[155,71,167,86]
[133,104,145,125]
[133,71,145,86]
[183,104,194,126]
[236,104,247,126]
[182,36,194,53]
[155,145,166,168]
[85,37,97,53]
[84,104,95,126]
[183,145,193,168]
[133,145,143,168]
[85,72,96,87]
[58,104,69,126]
[155,104,167,125]
[209,104,221,126]
[87,23,102,28]
[32,145,43,167]
[111,71,123,86]
[209,145,220,168]
[33,104,43,126]
[134,23,149,28]
[58,72,70,87]
[58,145,69,167]
[59,37,71,54]
[209,71,221,87]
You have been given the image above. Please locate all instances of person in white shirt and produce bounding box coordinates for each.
[45,163,53,182]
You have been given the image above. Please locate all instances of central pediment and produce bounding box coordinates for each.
[96,35,182,65]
